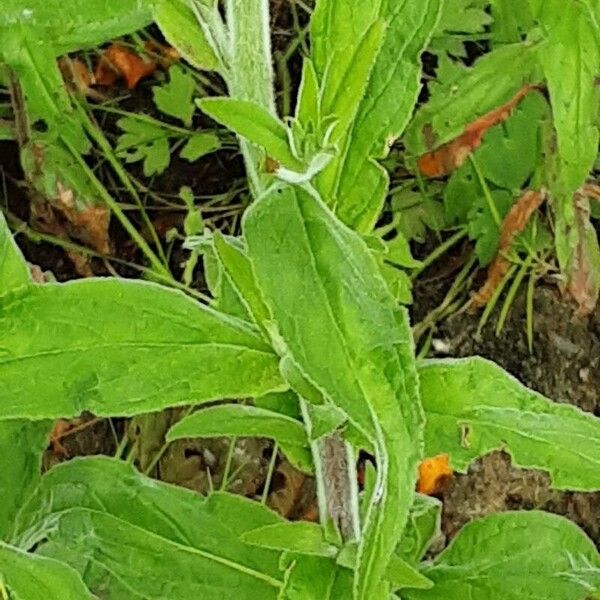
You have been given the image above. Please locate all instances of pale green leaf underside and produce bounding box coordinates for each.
[0,541,94,599]
[419,357,600,491]
[0,279,284,420]
[404,511,600,600]
[14,457,285,598]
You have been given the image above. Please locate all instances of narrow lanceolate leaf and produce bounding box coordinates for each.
[244,186,423,600]
[212,232,271,332]
[403,512,600,600]
[14,457,285,599]
[311,0,443,231]
[198,98,304,171]
[0,279,285,420]
[167,404,312,472]
[419,357,600,491]
[0,212,30,292]
[404,42,542,156]
[0,541,94,599]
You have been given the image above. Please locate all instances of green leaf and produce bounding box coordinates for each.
[116,116,172,176]
[467,189,513,266]
[180,132,221,162]
[243,522,338,557]
[14,457,285,598]
[0,421,51,541]
[153,65,197,126]
[167,404,312,472]
[0,212,30,292]
[153,0,219,72]
[198,98,304,171]
[397,494,442,564]
[419,357,600,491]
[311,0,443,231]
[404,511,600,600]
[530,0,600,280]
[212,232,271,332]
[244,186,424,600]
[391,189,446,243]
[0,279,285,420]
[0,541,94,599]
[254,390,301,420]
[0,0,152,55]
[404,42,541,156]
[489,0,535,43]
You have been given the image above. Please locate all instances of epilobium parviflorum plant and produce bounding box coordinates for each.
[1,1,600,599]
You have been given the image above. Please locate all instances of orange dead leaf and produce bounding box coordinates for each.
[418,85,537,178]
[95,44,156,89]
[417,454,453,495]
[59,57,93,94]
[144,41,181,68]
[472,189,546,308]
[567,192,600,315]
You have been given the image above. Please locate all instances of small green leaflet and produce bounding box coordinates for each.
[0,541,94,599]
[404,511,600,600]
[419,357,600,491]
[180,132,221,162]
[153,65,197,126]
[0,279,285,420]
[116,116,171,176]
[198,98,304,171]
[391,189,446,243]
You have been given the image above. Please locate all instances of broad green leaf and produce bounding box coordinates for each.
[242,522,338,557]
[255,390,301,420]
[212,232,271,332]
[14,457,285,598]
[180,132,221,162]
[198,98,304,171]
[153,65,197,126]
[0,279,285,420]
[490,0,535,43]
[404,42,541,156]
[167,404,312,472]
[397,494,442,564]
[244,186,423,600]
[0,212,30,292]
[153,0,219,71]
[0,0,152,55]
[404,511,600,600]
[0,421,51,541]
[419,357,600,491]
[312,0,443,231]
[0,541,93,599]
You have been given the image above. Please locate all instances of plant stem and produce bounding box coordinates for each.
[225,0,276,197]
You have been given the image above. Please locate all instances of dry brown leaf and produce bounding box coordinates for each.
[567,192,600,315]
[472,189,546,307]
[417,454,453,495]
[418,85,537,178]
[95,43,156,89]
